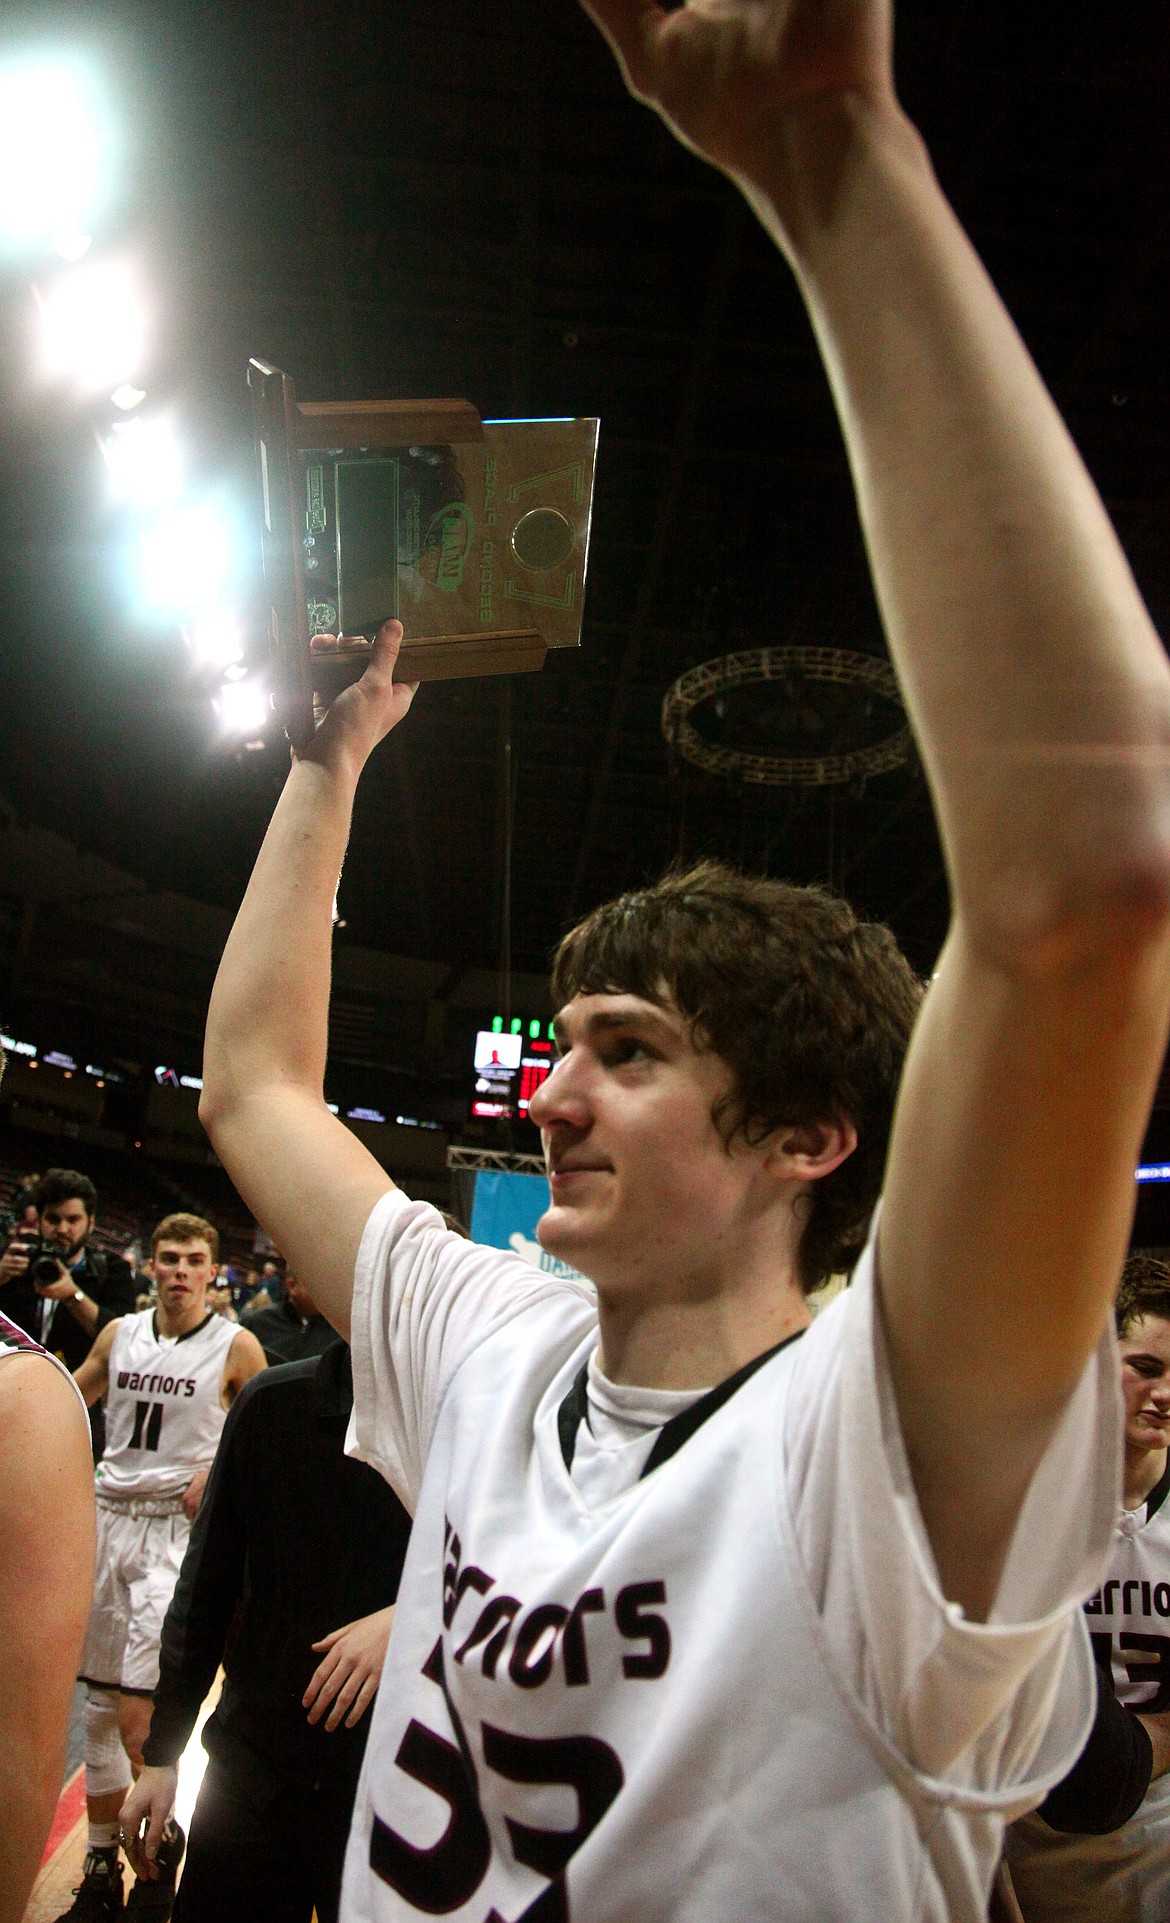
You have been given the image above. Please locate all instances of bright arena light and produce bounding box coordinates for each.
[53,230,92,262]
[186,609,244,670]
[102,415,182,508]
[0,58,111,253]
[111,383,146,411]
[138,501,234,615]
[39,259,146,391]
[215,676,270,736]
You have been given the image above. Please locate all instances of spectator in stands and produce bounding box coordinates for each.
[118,1340,410,1923]
[227,1267,258,1316]
[244,1268,335,1367]
[0,1178,41,1244]
[258,1258,283,1304]
[208,1286,237,1322]
[0,1169,137,1458]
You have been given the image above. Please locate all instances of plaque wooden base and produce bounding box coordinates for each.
[307,630,547,718]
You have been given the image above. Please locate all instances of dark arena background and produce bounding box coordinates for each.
[0,0,1169,1253]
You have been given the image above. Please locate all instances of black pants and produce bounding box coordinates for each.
[172,1750,359,1923]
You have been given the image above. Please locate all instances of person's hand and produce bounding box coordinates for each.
[1138,1707,1170,1783]
[579,0,894,190]
[304,1605,395,1731]
[34,1261,75,1299]
[0,1240,34,1288]
[181,1466,210,1519]
[119,1765,178,1881]
[297,619,417,780]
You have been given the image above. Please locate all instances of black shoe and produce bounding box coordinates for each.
[124,1821,185,1922]
[57,1847,124,1922]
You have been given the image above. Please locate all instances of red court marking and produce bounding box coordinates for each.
[41,1768,86,1868]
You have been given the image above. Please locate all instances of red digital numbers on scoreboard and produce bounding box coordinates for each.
[518,1040,552,1114]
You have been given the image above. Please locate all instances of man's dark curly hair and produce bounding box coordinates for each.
[551,861,923,1293]
[1116,1251,1170,1338]
[34,1168,98,1218]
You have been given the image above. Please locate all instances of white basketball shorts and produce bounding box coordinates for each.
[80,1500,190,1695]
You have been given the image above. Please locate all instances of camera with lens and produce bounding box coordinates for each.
[20,1238,69,1287]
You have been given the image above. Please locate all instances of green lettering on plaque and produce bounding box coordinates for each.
[420,502,473,592]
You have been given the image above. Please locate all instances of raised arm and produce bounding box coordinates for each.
[584,0,1170,1614]
[200,630,416,1338]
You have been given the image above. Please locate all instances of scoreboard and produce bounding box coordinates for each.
[516,1038,553,1115]
[472,1030,554,1122]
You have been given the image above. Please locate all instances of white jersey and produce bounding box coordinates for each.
[341,1190,1118,1923]
[95,1307,238,1502]
[1007,1463,1170,1922]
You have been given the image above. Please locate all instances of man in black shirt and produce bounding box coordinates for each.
[118,1341,411,1923]
[242,1268,334,1367]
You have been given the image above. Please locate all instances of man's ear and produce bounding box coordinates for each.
[766,1116,858,1184]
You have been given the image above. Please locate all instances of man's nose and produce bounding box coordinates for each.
[528,1054,588,1129]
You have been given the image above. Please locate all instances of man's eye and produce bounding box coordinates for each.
[611,1038,651,1065]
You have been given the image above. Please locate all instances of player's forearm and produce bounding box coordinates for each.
[750,97,1170,951]
[202,754,358,1125]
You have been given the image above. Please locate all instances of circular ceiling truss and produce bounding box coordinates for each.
[661,646,913,788]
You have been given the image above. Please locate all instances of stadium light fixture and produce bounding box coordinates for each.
[39,259,146,392]
[54,231,92,262]
[215,676,270,737]
[138,501,232,614]
[186,608,244,671]
[102,414,182,509]
[0,57,111,255]
[111,383,146,411]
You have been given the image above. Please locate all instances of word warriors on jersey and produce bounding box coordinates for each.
[114,1369,198,1398]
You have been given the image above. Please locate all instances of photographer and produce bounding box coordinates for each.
[0,1169,136,1456]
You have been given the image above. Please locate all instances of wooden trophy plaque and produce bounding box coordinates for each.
[248,359,599,748]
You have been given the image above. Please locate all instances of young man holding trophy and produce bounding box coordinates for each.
[200,2,1170,1917]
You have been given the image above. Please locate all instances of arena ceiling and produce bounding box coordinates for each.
[1,0,1169,1007]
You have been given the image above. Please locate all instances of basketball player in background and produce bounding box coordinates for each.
[60,1214,265,1923]
[1008,1255,1170,1919]
[200,0,1170,1916]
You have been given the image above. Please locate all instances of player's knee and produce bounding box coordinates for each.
[85,1688,131,1795]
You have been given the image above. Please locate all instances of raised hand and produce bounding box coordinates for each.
[297,618,418,778]
[579,0,894,187]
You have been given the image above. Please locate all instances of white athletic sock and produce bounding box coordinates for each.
[87,1821,120,1852]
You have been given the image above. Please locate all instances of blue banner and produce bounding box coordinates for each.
[470,1170,585,1282]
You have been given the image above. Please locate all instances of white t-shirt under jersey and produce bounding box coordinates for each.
[342,1191,1119,1923]
[95,1307,238,1502]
